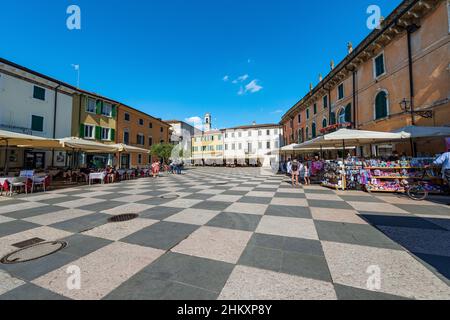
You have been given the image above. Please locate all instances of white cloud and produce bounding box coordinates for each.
[245,80,263,94]
[238,74,249,82]
[237,86,245,96]
[185,116,204,130]
[223,75,229,82]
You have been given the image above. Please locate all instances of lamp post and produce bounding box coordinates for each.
[399,98,433,121]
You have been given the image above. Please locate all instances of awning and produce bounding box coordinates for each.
[59,137,118,153]
[392,126,450,138]
[110,143,150,154]
[297,129,410,149]
[0,130,60,148]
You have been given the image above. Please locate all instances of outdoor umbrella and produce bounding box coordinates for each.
[392,126,450,138]
[109,143,150,168]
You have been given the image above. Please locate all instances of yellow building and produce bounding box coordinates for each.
[191,130,224,165]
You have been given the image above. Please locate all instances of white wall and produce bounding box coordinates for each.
[0,71,73,139]
[223,126,283,166]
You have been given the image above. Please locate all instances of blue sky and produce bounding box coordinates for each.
[1,0,401,129]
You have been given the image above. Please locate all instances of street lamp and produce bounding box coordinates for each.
[399,98,433,119]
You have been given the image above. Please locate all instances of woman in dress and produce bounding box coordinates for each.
[151,160,160,178]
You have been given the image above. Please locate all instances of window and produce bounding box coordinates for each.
[86,98,96,113]
[148,155,152,163]
[231,132,235,138]
[225,144,228,151]
[248,143,252,152]
[138,154,142,165]
[124,113,130,121]
[266,130,270,136]
[375,91,389,120]
[216,145,223,151]
[232,143,236,150]
[258,130,262,136]
[313,104,317,115]
[102,102,112,117]
[323,95,328,109]
[298,114,301,123]
[338,83,344,100]
[298,128,304,143]
[160,127,164,133]
[238,143,242,150]
[374,53,386,78]
[345,104,352,123]
[149,122,153,128]
[149,137,153,146]
[330,112,336,125]
[322,118,328,129]
[238,132,242,138]
[31,115,44,132]
[33,86,45,101]
[101,128,111,140]
[84,124,94,139]
[248,131,252,137]
[139,119,144,126]
[306,108,310,119]
[266,141,271,149]
[338,108,346,124]
[137,134,144,145]
[123,131,129,145]
[305,127,309,140]
[258,142,262,149]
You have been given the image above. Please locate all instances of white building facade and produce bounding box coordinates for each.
[223,124,283,168]
[0,58,75,170]
[167,120,202,161]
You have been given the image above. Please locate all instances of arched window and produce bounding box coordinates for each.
[375,91,389,120]
[345,103,352,123]
[338,108,346,124]
[322,118,328,129]
[298,128,304,143]
[312,122,317,138]
[330,112,336,125]
[305,127,309,140]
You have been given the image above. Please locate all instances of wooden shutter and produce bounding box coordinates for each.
[96,100,102,115]
[79,124,85,138]
[95,126,102,140]
[110,129,116,141]
[111,105,117,118]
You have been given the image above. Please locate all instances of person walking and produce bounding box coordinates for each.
[427,149,450,185]
[304,162,311,185]
[287,158,292,176]
[291,159,300,187]
[151,160,160,178]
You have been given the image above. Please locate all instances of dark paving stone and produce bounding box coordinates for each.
[105,277,217,300]
[361,214,446,230]
[334,284,410,300]
[136,197,174,206]
[394,204,450,217]
[307,199,353,210]
[192,201,231,211]
[253,187,278,191]
[0,251,78,281]
[37,196,83,205]
[140,206,184,221]
[281,251,331,282]
[303,189,335,195]
[121,222,198,250]
[247,233,285,251]
[61,234,112,258]
[238,196,272,205]
[339,195,385,203]
[2,205,65,220]
[283,237,324,257]
[0,283,69,300]
[264,205,311,219]
[315,220,403,250]
[142,252,234,293]
[238,245,283,272]
[221,190,249,196]
[182,193,214,201]
[274,192,306,199]
[49,213,110,233]
[0,199,26,206]
[88,192,130,200]
[140,190,168,197]
[0,220,40,238]
[412,252,450,282]
[206,212,261,232]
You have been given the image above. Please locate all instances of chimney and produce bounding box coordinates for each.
[330,60,335,70]
[347,42,353,54]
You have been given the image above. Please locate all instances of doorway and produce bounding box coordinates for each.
[24,151,46,169]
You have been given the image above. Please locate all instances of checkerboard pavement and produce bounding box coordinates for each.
[1,167,449,300]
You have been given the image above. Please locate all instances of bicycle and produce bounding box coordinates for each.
[401,169,433,201]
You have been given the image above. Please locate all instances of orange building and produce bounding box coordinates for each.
[281,0,450,157]
[116,105,171,168]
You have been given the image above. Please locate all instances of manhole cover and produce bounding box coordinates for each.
[160,194,180,199]
[1,241,67,265]
[108,214,139,223]
[12,237,45,249]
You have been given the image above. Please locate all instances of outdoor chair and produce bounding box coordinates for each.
[9,177,28,196]
[32,175,49,193]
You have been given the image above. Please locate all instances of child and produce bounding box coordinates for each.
[291,159,300,187]
[151,160,160,178]
[304,163,311,185]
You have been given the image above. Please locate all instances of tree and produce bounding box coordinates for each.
[151,143,174,164]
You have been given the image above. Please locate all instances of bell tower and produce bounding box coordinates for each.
[204,113,211,132]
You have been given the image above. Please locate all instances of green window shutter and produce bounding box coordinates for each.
[31,115,44,132]
[345,104,352,123]
[330,112,336,125]
[375,92,388,119]
[111,105,117,118]
[79,124,85,138]
[110,128,115,141]
[95,126,102,140]
[96,100,102,115]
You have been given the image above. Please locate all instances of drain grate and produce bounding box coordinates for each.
[12,237,45,249]
[108,214,139,223]
[1,241,67,265]
[160,194,180,199]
